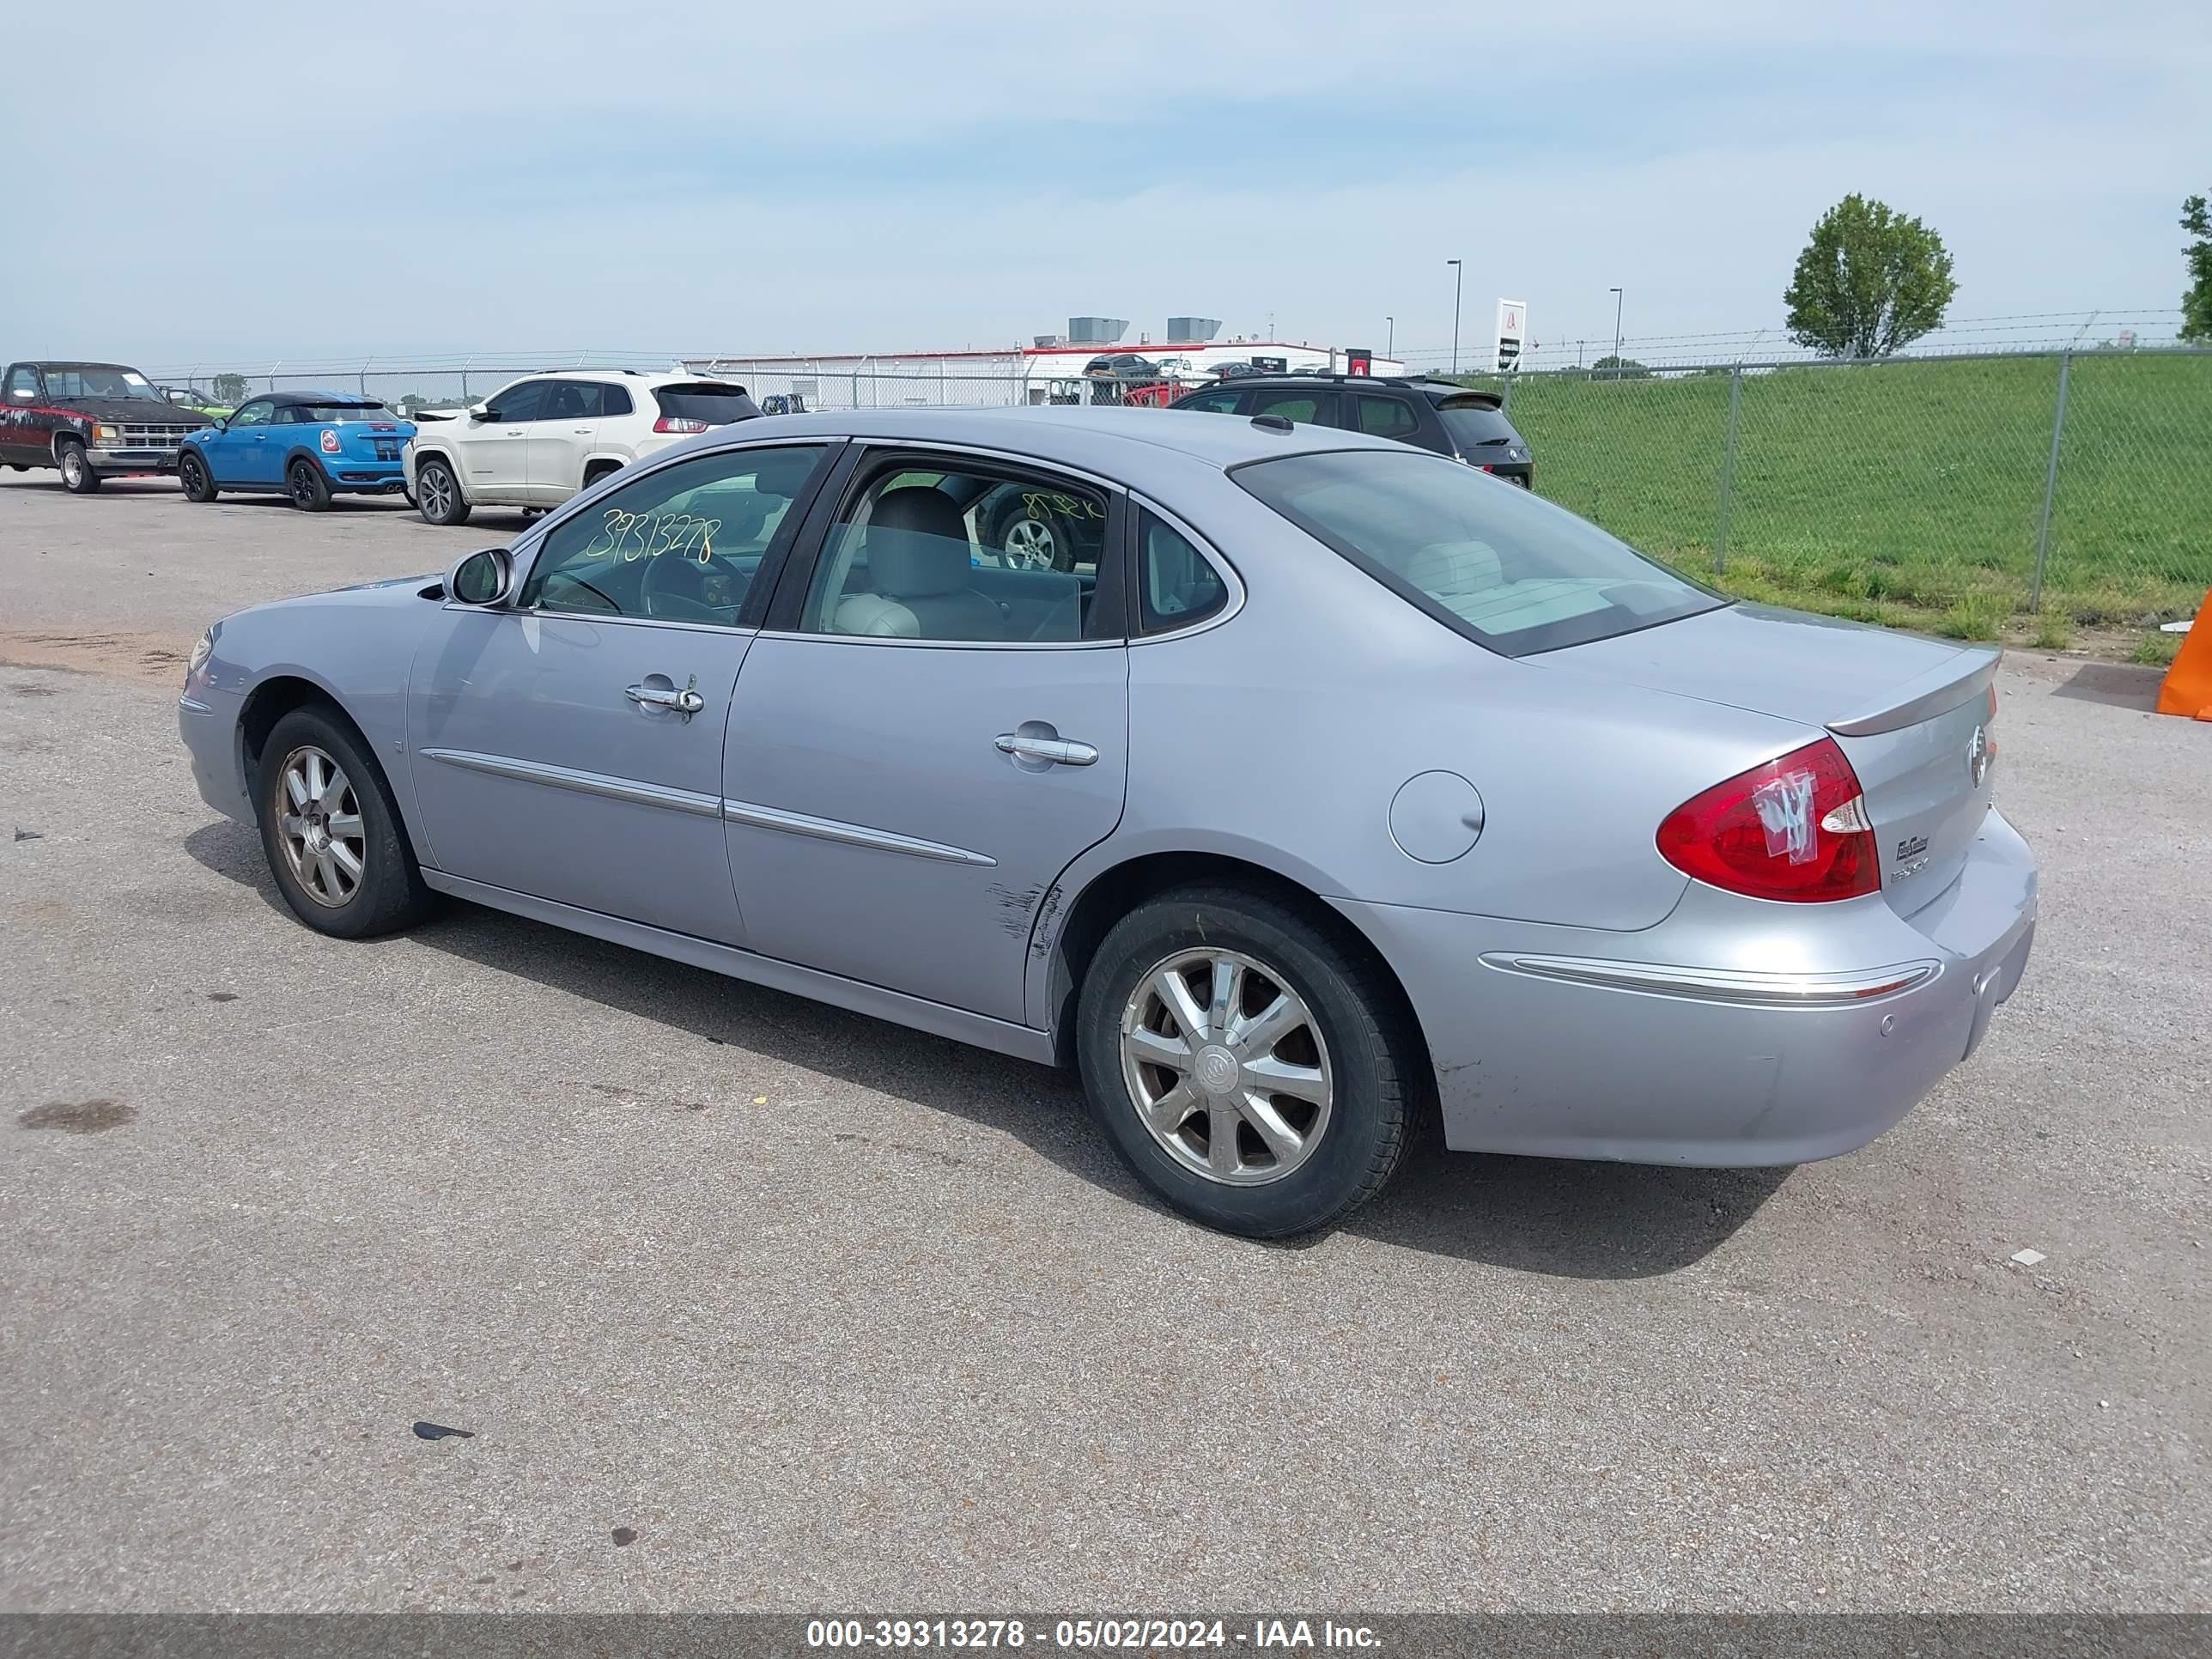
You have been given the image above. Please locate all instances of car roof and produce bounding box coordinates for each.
[670,404,1409,478]
[497,368,741,388]
[1198,372,1502,407]
[261,389,381,407]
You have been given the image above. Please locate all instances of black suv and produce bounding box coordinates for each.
[1169,374,1534,487]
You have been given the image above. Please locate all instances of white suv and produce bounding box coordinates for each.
[403,369,759,526]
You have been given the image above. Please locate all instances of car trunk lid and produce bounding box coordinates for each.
[1542,604,2000,916]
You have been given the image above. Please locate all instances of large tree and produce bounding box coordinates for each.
[1783,194,1957,358]
[2183,191,2212,343]
[211,372,251,404]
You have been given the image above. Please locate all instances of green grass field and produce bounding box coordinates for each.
[1455,353,2212,650]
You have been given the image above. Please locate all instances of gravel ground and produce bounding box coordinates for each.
[1,471,2208,1613]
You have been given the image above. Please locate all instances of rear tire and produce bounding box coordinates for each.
[1075,884,1420,1237]
[415,456,471,526]
[254,707,434,939]
[287,458,332,512]
[58,441,100,493]
[179,450,218,502]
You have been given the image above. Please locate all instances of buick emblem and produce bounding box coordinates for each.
[1966,725,1991,787]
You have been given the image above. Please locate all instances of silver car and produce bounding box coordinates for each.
[178,408,2037,1237]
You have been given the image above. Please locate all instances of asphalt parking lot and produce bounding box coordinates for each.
[2,471,2208,1613]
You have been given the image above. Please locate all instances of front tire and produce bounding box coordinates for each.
[1075,885,1420,1237]
[287,458,332,512]
[179,450,218,502]
[58,441,101,493]
[415,456,470,526]
[255,707,434,939]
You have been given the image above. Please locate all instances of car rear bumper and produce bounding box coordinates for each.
[327,461,409,492]
[1334,808,2037,1166]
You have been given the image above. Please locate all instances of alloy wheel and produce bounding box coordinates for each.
[1120,948,1334,1186]
[289,465,318,508]
[420,465,454,521]
[1002,516,1057,569]
[62,450,84,487]
[275,745,367,908]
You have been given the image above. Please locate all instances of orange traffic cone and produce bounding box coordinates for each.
[2156,590,2212,721]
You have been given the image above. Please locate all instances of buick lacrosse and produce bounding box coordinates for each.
[179,408,2036,1236]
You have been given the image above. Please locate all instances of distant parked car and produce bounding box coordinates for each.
[1082,352,1162,383]
[1170,374,1535,487]
[178,392,416,511]
[402,369,761,526]
[1,360,212,491]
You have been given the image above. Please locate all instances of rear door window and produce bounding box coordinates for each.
[1248,386,1341,428]
[1175,389,1245,415]
[1353,396,1422,441]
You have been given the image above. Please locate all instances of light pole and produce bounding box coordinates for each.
[1385,316,1395,359]
[1608,286,1624,379]
[1447,260,1463,375]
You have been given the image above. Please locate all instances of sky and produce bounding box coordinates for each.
[3,0,2207,373]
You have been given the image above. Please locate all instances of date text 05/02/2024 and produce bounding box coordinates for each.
[804,1618,1383,1650]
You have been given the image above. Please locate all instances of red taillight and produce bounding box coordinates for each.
[1656,737,1879,902]
[653,416,709,434]
[319,428,341,453]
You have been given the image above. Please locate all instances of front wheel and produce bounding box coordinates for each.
[287,458,332,512]
[179,450,218,502]
[1076,885,1421,1237]
[255,708,434,939]
[58,442,101,493]
[414,456,470,526]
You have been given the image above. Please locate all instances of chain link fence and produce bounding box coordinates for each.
[1451,347,2209,658]
[149,346,2208,658]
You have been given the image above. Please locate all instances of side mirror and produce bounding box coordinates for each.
[447,547,513,607]
[468,404,492,422]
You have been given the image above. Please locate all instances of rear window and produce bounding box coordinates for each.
[653,382,761,426]
[1433,398,1521,453]
[1234,449,1721,657]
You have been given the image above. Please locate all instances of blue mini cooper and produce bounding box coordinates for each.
[178,391,416,512]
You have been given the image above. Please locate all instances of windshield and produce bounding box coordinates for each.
[1234,448,1723,656]
[1433,398,1521,451]
[292,403,400,423]
[40,366,168,403]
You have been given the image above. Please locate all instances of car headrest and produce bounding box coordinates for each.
[867,489,971,597]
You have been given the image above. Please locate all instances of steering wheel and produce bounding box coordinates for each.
[639,550,744,623]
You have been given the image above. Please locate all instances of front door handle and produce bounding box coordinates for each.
[627,681,706,717]
[995,732,1098,767]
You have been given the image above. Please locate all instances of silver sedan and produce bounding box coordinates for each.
[178,407,2036,1237]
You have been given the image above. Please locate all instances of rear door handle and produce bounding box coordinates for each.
[995,732,1098,766]
[627,681,706,718]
